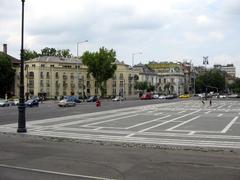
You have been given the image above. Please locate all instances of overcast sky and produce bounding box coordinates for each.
[0,0,240,76]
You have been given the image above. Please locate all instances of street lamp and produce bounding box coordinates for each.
[77,40,88,57]
[17,0,26,133]
[132,52,142,67]
[76,40,88,98]
[203,56,209,99]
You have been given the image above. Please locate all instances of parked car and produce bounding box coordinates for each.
[58,99,76,107]
[179,94,190,98]
[13,99,19,105]
[165,95,176,99]
[152,94,159,99]
[219,94,226,98]
[0,99,10,107]
[65,96,82,103]
[112,96,124,101]
[159,95,166,99]
[87,96,98,102]
[228,94,239,98]
[140,93,152,100]
[25,99,39,107]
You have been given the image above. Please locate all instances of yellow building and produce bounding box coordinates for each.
[14,56,139,99]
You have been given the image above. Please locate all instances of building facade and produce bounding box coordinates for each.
[14,56,139,99]
[214,64,236,78]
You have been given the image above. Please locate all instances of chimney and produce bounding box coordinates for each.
[3,44,7,54]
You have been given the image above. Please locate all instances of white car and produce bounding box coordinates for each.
[0,99,10,107]
[112,96,124,101]
[219,95,226,98]
[159,95,166,99]
[58,99,76,107]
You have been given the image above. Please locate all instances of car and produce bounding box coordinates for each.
[159,95,166,99]
[65,96,82,103]
[0,99,10,107]
[228,94,239,98]
[165,95,176,99]
[25,99,39,107]
[152,94,159,99]
[112,96,124,101]
[87,96,98,102]
[13,99,19,105]
[219,94,226,98]
[140,93,152,100]
[179,94,190,98]
[58,99,76,107]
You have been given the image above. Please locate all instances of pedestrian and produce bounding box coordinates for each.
[201,98,205,105]
[209,99,212,106]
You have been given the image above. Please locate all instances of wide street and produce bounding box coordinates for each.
[0,99,240,179]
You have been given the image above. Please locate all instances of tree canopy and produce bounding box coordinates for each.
[81,47,117,96]
[23,47,72,60]
[195,69,226,93]
[0,52,15,98]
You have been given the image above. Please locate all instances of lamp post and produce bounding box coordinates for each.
[17,0,26,133]
[203,56,209,99]
[132,52,142,67]
[76,40,88,98]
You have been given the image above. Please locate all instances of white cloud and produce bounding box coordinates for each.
[0,0,239,76]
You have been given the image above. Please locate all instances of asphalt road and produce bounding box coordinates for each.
[0,99,178,125]
[1,98,240,179]
[0,133,239,180]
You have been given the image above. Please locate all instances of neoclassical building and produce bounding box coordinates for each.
[148,62,185,95]
[14,56,139,99]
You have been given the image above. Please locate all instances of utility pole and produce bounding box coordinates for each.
[17,0,26,133]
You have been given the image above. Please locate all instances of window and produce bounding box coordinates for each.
[41,64,45,68]
[40,72,44,78]
[120,73,123,80]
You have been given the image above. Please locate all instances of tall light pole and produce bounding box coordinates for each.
[17,0,26,133]
[132,52,142,67]
[76,40,88,97]
[203,56,209,99]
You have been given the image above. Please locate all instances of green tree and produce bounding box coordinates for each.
[134,81,148,91]
[195,69,225,93]
[41,47,57,56]
[229,78,240,93]
[81,47,117,97]
[56,49,72,58]
[23,49,40,60]
[0,52,15,98]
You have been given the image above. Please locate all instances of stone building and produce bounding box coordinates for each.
[14,56,139,99]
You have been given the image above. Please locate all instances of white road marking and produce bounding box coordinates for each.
[94,127,103,130]
[178,111,186,114]
[125,115,171,130]
[84,114,139,127]
[167,116,200,131]
[221,116,239,133]
[217,114,223,117]
[154,112,163,115]
[188,131,196,135]
[204,110,211,114]
[0,164,116,180]
[135,110,201,133]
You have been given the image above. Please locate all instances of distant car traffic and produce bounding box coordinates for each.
[87,96,98,102]
[179,94,190,98]
[140,93,152,100]
[0,99,10,107]
[64,96,81,103]
[159,95,166,99]
[58,99,76,107]
[25,99,39,107]
[165,95,176,99]
[112,96,124,101]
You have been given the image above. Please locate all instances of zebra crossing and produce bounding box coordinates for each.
[1,100,240,149]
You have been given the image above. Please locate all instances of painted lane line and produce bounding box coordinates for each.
[28,131,240,149]
[217,114,223,117]
[221,116,239,133]
[154,112,163,115]
[84,114,139,127]
[125,115,171,130]
[0,164,116,180]
[204,111,211,114]
[188,131,196,135]
[94,127,103,130]
[135,110,201,133]
[178,111,186,114]
[167,116,200,131]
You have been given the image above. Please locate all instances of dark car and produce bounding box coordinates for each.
[25,99,39,107]
[87,96,98,102]
[140,93,152,100]
[65,96,82,103]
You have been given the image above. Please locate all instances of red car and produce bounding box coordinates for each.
[140,93,152,100]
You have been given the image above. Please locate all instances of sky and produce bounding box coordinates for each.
[0,0,240,76]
